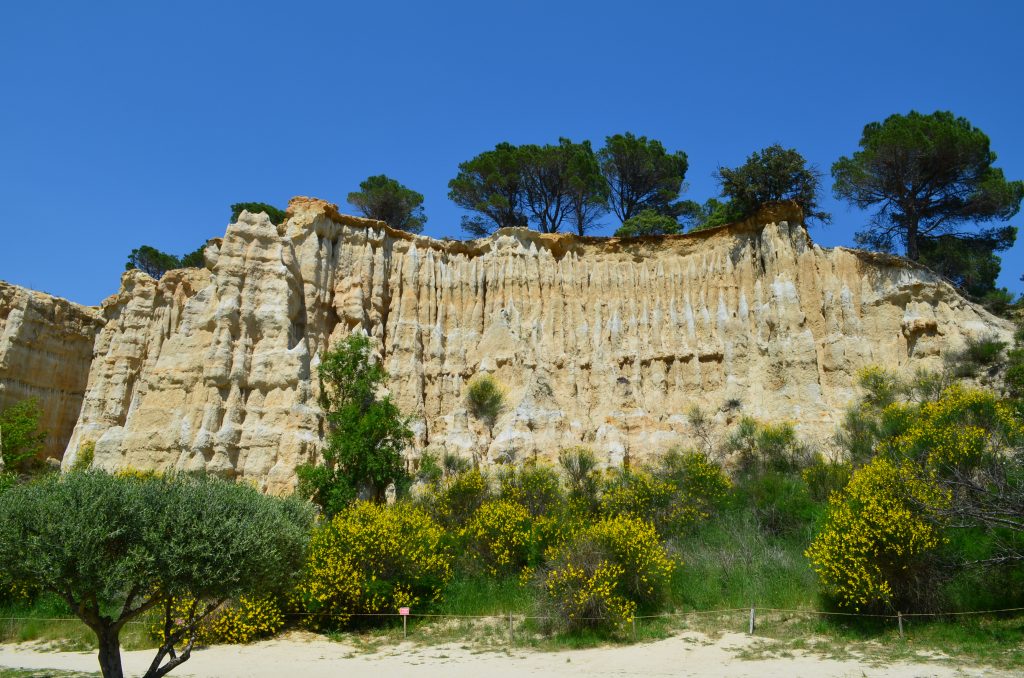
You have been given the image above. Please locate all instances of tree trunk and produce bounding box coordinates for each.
[96,627,124,678]
[906,218,920,261]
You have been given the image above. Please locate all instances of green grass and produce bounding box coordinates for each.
[0,593,157,653]
[669,511,819,611]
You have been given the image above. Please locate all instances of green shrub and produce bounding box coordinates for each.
[415,451,443,486]
[964,335,1007,367]
[801,454,852,502]
[725,417,809,475]
[732,471,819,537]
[0,398,46,470]
[655,449,731,520]
[465,375,505,433]
[296,501,451,629]
[460,499,533,576]
[69,441,95,471]
[498,462,563,518]
[541,515,674,631]
[430,468,491,528]
[558,446,600,512]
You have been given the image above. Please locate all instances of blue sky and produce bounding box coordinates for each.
[2,1,1022,305]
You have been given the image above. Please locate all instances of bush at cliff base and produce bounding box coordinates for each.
[805,456,950,611]
[296,501,451,630]
[460,499,533,576]
[600,452,730,538]
[540,515,675,632]
[151,595,284,645]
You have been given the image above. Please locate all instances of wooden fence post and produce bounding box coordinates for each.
[749,606,756,635]
[897,611,904,639]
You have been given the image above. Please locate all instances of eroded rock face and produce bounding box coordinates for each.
[0,281,103,460]
[60,198,1012,493]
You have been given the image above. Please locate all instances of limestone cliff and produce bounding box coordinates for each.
[0,281,103,460]
[56,197,1011,492]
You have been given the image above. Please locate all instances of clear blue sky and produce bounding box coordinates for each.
[2,1,1022,306]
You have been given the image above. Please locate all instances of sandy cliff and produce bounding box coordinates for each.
[44,197,1010,492]
[0,282,103,460]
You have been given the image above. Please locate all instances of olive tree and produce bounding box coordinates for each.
[0,471,312,678]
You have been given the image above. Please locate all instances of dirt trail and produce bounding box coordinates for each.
[0,631,1006,677]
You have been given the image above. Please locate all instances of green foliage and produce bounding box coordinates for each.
[731,470,820,537]
[429,468,491,528]
[613,209,682,237]
[0,399,46,469]
[346,175,427,234]
[125,243,208,278]
[69,441,95,471]
[1005,324,1024,399]
[0,471,312,678]
[465,374,505,432]
[415,450,443,485]
[801,454,852,503]
[448,142,528,236]
[498,462,562,518]
[296,501,451,629]
[297,335,413,514]
[654,449,731,521]
[229,202,286,225]
[831,110,1024,260]
[963,335,1007,367]
[541,515,675,631]
[715,144,830,224]
[678,197,744,232]
[724,417,809,476]
[558,446,600,512]
[597,132,688,223]
[460,499,533,576]
[918,228,1017,299]
[519,139,607,234]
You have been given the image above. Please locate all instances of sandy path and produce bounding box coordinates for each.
[0,631,1006,677]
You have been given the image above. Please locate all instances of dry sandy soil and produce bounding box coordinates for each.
[0,630,1009,677]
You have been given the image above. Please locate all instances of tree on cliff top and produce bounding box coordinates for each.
[347,175,427,234]
[125,244,207,279]
[297,334,412,514]
[229,202,287,225]
[716,144,830,225]
[832,111,1023,261]
[614,209,683,237]
[598,132,688,224]
[449,142,529,237]
[0,471,312,678]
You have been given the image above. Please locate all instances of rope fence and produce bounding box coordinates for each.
[2,604,1022,643]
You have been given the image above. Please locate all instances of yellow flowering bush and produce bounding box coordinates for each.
[498,462,563,518]
[880,385,1024,471]
[805,456,950,611]
[460,499,533,576]
[430,468,490,527]
[296,501,451,629]
[541,514,675,631]
[151,595,284,646]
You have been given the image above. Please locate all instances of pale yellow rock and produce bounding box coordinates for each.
[0,281,103,460]
[45,199,1009,492]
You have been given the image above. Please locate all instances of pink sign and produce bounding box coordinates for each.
[399,607,410,616]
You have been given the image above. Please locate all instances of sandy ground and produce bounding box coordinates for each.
[0,630,1009,677]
